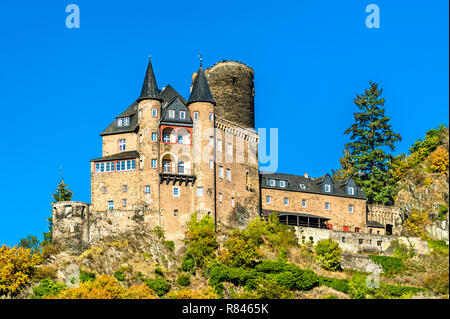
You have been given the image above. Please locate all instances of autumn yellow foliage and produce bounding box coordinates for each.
[404,210,431,240]
[429,147,449,174]
[166,287,218,299]
[0,245,39,296]
[46,275,156,299]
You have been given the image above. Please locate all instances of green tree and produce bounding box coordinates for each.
[344,82,401,204]
[18,235,41,255]
[332,148,354,180]
[314,238,341,271]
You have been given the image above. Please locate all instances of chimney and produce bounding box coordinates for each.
[304,173,309,178]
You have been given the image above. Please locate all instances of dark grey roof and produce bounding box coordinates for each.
[187,66,216,106]
[100,101,139,136]
[90,150,140,162]
[161,96,193,127]
[263,209,330,220]
[366,220,385,228]
[137,58,162,102]
[260,172,367,200]
[161,84,187,106]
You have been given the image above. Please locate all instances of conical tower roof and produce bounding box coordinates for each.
[187,64,216,106]
[137,57,162,102]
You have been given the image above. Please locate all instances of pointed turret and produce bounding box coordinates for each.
[187,62,216,106]
[137,57,162,102]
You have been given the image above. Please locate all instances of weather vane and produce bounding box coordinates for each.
[198,54,203,67]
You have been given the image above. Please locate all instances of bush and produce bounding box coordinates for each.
[218,235,260,269]
[438,205,448,221]
[404,210,431,240]
[143,276,171,297]
[314,239,342,271]
[296,269,319,291]
[154,267,164,277]
[348,274,369,299]
[318,276,349,293]
[31,278,66,299]
[369,255,405,276]
[32,266,58,281]
[113,270,126,282]
[424,273,449,295]
[181,253,196,273]
[176,273,191,287]
[428,240,449,255]
[385,284,425,297]
[164,240,175,252]
[79,270,96,283]
[429,147,449,174]
[167,287,218,299]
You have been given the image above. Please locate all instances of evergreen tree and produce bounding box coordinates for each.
[344,82,401,205]
[18,235,41,255]
[332,148,354,180]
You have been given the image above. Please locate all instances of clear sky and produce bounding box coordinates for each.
[0,1,448,246]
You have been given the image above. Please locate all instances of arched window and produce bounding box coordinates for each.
[177,128,191,145]
[178,161,185,174]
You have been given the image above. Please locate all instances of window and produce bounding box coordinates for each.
[324,184,331,192]
[102,187,107,194]
[343,226,350,232]
[145,185,151,194]
[266,196,271,204]
[173,187,180,197]
[300,184,306,189]
[268,179,275,186]
[280,180,286,187]
[358,238,364,245]
[217,139,222,151]
[325,202,330,210]
[197,187,204,197]
[302,199,307,208]
[209,136,214,146]
[163,161,171,173]
[174,209,178,216]
[123,185,127,192]
[178,161,185,174]
[219,166,223,179]
[231,197,235,208]
[349,205,354,213]
[377,231,380,235]
[116,160,136,171]
[139,110,142,120]
[169,110,175,118]
[369,229,373,234]
[209,112,213,121]
[163,133,170,143]
[123,117,130,126]
[227,143,232,156]
[119,139,126,151]
[284,198,289,206]
[152,109,157,117]
[377,241,382,247]
[219,193,223,203]
[116,118,123,127]
[108,201,114,210]
[177,135,184,144]
[193,112,199,120]
[151,132,157,142]
[209,159,214,170]
[341,237,345,243]
[122,199,127,207]
[179,111,185,119]
[151,159,157,168]
[95,161,115,173]
[348,187,355,195]
[226,169,231,181]
[355,227,360,233]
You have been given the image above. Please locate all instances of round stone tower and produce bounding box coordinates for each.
[202,61,255,129]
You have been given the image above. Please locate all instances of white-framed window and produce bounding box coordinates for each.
[209,136,214,146]
[116,118,123,127]
[163,134,170,143]
[179,111,186,119]
[95,161,115,173]
[300,184,306,189]
[197,187,204,197]
[209,112,213,121]
[151,159,157,168]
[123,185,127,192]
[122,199,127,207]
[193,111,199,120]
[163,160,171,173]
[269,179,275,186]
[123,117,130,126]
[107,201,114,210]
[219,193,223,203]
[226,168,231,181]
[284,198,289,206]
[178,161,185,174]
[349,205,354,213]
[169,110,175,118]
[227,143,232,156]
[266,196,271,204]
[102,187,107,194]
[116,159,136,171]
[145,185,151,194]
[152,109,157,117]
[209,159,214,170]
[325,202,330,210]
[280,180,286,187]
[119,139,126,151]
[348,187,355,195]
[217,139,222,151]
[139,110,143,120]
[173,186,180,197]
[324,184,331,192]
[231,197,235,208]
[151,132,157,142]
[219,166,223,179]
[302,199,307,207]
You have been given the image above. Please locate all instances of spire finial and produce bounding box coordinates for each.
[198,54,203,67]
[148,54,152,60]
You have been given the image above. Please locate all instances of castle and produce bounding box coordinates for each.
[52,58,403,254]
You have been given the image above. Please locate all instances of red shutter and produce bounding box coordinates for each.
[343,226,350,232]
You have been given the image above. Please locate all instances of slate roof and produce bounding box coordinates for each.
[263,209,330,220]
[366,220,385,228]
[137,57,162,102]
[100,101,139,136]
[160,84,187,106]
[161,96,193,127]
[90,150,140,162]
[187,66,216,106]
[260,172,367,200]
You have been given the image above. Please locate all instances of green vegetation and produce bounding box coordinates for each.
[176,273,191,287]
[369,255,405,276]
[79,270,96,283]
[314,238,341,271]
[30,278,66,299]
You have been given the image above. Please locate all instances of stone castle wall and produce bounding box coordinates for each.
[366,204,403,235]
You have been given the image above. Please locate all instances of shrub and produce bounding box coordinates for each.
[176,273,191,287]
[218,235,260,269]
[404,209,431,240]
[438,205,448,221]
[252,278,294,299]
[385,284,425,297]
[318,276,349,293]
[123,284,157,299]
[167,287,218,299]
[428,240,449,255]
[31,278,66,299]
[314,239,342,271]
[369,255,405,276]
[164,240,175,252]
[113,270,126,282]
[296,269,319,291]
[79,270,96,283]
[181,252,196,273]
[424,273,449,295]
[154,267,164,277]
[154,226,165,239]
[32,266,58,281]
[389,240,414,259]
[429,147,449,174]
[143,276,171,297]
[348,274,369,299]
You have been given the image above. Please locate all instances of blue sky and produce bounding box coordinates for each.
[0,1,448,246]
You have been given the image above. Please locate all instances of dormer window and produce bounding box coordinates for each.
[324,184,331,192]
[268,179,275,186]
[123,117,130,126]
[169,110,175,118]
[180,111,186,119]
[300,184,306,189]
[116,117,130,127]
[116,118,123,127]
[279,180,286,187]
[348,187,355,195]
